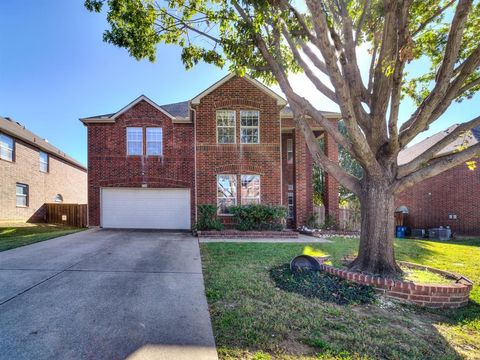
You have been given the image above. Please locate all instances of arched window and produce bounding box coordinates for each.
[54,194,63,203]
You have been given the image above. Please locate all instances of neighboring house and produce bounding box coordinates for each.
[81,73,341,230]
[0,116,88,223]
[396,125,480,235]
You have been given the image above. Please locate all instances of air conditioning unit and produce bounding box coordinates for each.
[411,229,426,238]
[428,228,451,241]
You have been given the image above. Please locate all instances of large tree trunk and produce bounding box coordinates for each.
[349,176,402,276]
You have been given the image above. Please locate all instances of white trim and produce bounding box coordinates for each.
[80,95,177,124]
[216,110,236,144]
[79,118,116,124]
[240,110,260,144]
[280,112,342,120]
[126,127,143,156]
[191,73,287,106]
[113,95,175,120]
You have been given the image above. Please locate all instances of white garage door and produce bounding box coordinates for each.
[101,188,191,230]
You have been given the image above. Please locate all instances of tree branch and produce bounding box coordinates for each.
[281,25,338,103]
[231,0,354,156]
[354,0,371,45]
[411,0,456,37]
[397,115,480,177]
[305,0,381,173]
[398,0,473,147]
[394,141,480,194]
[296,114,362,195]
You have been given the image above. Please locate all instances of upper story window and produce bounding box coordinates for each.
[240,110,260,144]
[216,110,236,144]
[0,133,14,161]
[217,174,237,214]
[241,175,260,204]
[39,151,49,172]
[126,127,143,156]
[287,138,294,164]
[146,128,163,156]
[16,183,29,207]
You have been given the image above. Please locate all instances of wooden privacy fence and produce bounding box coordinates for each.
[45,203,88,228]
[313,206,361,231]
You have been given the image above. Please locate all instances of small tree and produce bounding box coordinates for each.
[85,0,480,275]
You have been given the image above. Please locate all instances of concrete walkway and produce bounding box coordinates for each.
[199,234,332,243]
[0,229,218,360]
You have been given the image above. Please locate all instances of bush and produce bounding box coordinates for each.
[229,204,287,231]
[306,213,319,229]
[196,204,223,231]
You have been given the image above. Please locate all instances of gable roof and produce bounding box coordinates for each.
[190,73,287,106]
[80,95,178,124]
[0,116,87,171]
[79,73,341,125]
[397,124,480,165]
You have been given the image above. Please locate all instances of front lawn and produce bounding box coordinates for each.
[0,223,85,252]
[201,237,480,360]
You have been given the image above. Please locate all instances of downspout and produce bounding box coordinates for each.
[189,102,198,224]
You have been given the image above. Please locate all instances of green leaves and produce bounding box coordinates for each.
[229,204,287,231]
[196,204,224,231]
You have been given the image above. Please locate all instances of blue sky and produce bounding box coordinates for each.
[1,1,478,167]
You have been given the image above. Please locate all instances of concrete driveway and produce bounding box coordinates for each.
[0,229,218,360]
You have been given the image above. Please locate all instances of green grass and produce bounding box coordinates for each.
[201,237,480,360]
[400,266,452,285]
[0,223,84,252]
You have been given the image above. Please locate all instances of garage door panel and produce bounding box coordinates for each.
[101,188,191,230]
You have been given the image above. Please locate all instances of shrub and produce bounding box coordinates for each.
[229,204,287,231]
[321,214,338,230]
[306,213,319,229]
[196,204,223,231]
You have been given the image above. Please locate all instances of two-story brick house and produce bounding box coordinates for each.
[0,116,87,223]
[81,74,340,230]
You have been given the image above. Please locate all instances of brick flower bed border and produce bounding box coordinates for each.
[197,230,299,239]
[314,258,473,308]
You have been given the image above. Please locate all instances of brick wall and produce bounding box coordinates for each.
[317,261,471,308]
[87,100,195,226]
[0,139,87,223]
[193,76,283,226]
[395,160,480,235]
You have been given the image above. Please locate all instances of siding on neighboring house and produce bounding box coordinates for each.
[0,133,87,223]
[395,161,480,236]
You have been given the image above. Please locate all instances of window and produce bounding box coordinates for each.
[54,194,63,203]
[16,183,28,207]
[287,138,293,164]
[241,175,260,204]
[287,192,294,219]
[126,127,143,155]
[217,175,237,214]
[0,133,14,161]
[146,128,163,156]
[39,151,49,172]
[216,110,235,144]
[240,110,259,144]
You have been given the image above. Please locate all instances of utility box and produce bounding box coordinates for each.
[428,228,451,241]
[411,229,426,238]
